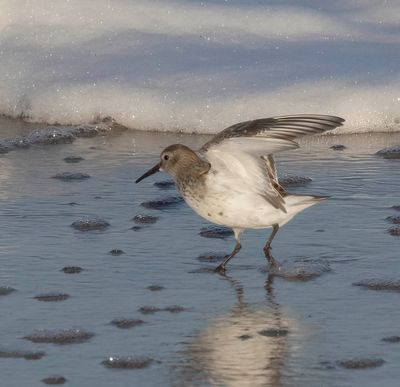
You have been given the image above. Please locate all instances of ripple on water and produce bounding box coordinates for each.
[266,258,331,281]
[0,286,16,296]
[0,350,46,360]
[199,226,233,239]
[41,376,67,385]
[197,253,226,262]
[102,356,154,369]
[109,249,125,256]
[382,336,400,343]
[330,144,347,151]
[376,145,400,159]
[132,214,159,224]
[154,180,175,190]
[337,358,385,369]
[51,172,90,181]
[279,175,313,187]
[147,285,164,291]
[138,306,162,315]
[387,226,400,236]
[386,216,400,224]
[24,329,94,345]
[110,319,145,329]
[71,217,110,231]
[63,156,84,163]
[61,266,82,274]
[33,293,70,302]
[353,279,400,291]
[140,196,183,210]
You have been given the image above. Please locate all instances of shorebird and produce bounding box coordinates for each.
[136,115,344,272]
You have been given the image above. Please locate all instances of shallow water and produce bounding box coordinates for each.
[0,118,400,386]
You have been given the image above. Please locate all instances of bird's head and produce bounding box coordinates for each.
[135,144,207,183]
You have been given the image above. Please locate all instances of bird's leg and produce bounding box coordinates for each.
[215,228,243,273]
[263,224,279,267]
[215,240,242,273]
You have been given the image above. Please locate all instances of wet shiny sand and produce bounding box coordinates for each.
[0,118,400,386]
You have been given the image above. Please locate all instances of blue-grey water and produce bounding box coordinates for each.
[0,117,400,386]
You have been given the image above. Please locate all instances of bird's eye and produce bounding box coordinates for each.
[163,154,169,161]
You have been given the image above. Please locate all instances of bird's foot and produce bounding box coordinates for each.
[264,246,278,268]
[214,264,226,273]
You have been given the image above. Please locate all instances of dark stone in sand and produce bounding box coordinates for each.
[330,144,346,150]
[147,285,164,291]
[0,350,45,360]
[353,279,400,291]
[154,180,175,190]
[392,205,400,211]
[71,217,110,231]
[337,358,385,369]
[63,156,84,163]
[0,286,16,296]
[258,329,289,337]
[382,336,400,343]
[238,334,252,340]
[376,145,400,159]
[388,226,400,236]
[279,175,313,187]
[111,319,145,329]
[34,293,70,302]
[138,306,161,315]
[62,266,82,274]
[24,329,94,345]
[141,196,183,210]
[197,253,226,262]
[199,226,233,239]
[109,249,125,256]
[164,305,185,313]
[52,172,90,181]
[132,214,159,224]
[102,356,154,369]
[131,226,142,231]
[41,376,67,385]
[386,216,400,224]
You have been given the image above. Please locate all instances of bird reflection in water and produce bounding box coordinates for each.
[170,275,295,387]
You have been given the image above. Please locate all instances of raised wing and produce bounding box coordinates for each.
[200,115,344,153]
[200,115,344,212]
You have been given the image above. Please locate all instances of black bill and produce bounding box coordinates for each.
[135,162,160,183]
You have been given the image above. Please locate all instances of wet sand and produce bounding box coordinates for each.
[0,117,400,386]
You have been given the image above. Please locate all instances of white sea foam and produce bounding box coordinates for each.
[0,0,399,133]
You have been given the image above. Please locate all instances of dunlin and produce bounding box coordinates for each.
[136,115,344,272]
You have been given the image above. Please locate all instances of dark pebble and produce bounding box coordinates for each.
[132,214,159,224]
[63,156,84,163]
[154,180,175,190]
[164,305,185,313]
[199,226,233,239]
[147,285,164,291]
[41,376,67,385]
[34,293,70,302]
[258,329,289,337]
[140,196,183,210]
[102,356,154,369]
[0,286,16,296]
[109,249,125,256]
[376,145,400,159]
[197,253,226,262]
[24,329,94,345]
[353,279,400,291]
[131,226,142,231]
[138,306,161,315]
[0,350,45,360]
[62,266,82,274]
[337,358,385,369]
[392,205,400,211]
[330,144,346,150]
[279,175,313,187]
[386,216,400,224]
[238,334,252,340]
[71,217,110,231]
[111,319,145,329]
[382,336,400,343]
[388,227,400,236]
[51,172,90,181]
